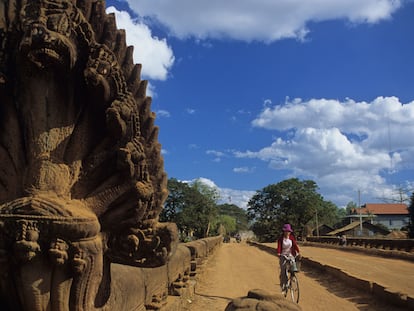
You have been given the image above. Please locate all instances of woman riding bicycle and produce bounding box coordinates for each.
[276,223,300,292]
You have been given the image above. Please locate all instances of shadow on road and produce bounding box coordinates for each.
[194,292,233,303]
[302,269,407,311]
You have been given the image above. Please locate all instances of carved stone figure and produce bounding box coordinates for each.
[225,289,302,311]
[0,0,177,310]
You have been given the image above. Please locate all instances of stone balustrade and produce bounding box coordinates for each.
[303,236,414,262]
[124,235,222,310]
[305,236,414,251]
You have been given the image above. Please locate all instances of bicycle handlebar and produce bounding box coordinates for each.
[281,254,300,260]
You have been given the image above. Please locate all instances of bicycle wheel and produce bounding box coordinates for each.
[289,274,300,303]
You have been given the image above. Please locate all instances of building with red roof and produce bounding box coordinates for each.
[350,203,409,230]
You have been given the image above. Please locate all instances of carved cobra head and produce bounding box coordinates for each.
[18,0,78,70]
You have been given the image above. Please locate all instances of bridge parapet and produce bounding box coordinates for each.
[249,241,414,309]
[306,236,414,251]
[109,235,222,310]
[304,236,414,262]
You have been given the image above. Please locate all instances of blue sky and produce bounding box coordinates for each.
[106,0,414,209]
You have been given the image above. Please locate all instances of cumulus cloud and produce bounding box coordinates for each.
[106,6,174,80]
[156,109,171,118]
[125,0,401,42]
[252,96,414,154]
[219,188,257,210]
[191,177,219,189]
[236,96,414,206]
[183,177,255,209]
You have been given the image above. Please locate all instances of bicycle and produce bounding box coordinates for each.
[281,254,300,303]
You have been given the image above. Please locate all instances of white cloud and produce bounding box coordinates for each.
[233,167,254,174]
[235,96,414,207]
[106,6,174,80]
[156,109,171,118]
[207,150,225,157]
[125,0,401,42]
[219,187,256,210]
[263,99,273,108]
[206,150,224,162]
[252,97,414,155]
[191,177,219,189]
[146,82,156,97]
[183,177,255,209]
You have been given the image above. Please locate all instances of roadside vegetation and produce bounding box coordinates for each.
[161,177,412,242]
[408,192,414,238]
[246,178,345,242]
[160,178,249,241]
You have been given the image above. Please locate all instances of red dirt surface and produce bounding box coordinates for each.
[185,242,410,311]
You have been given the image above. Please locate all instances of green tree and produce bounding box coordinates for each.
[217,203,249,233]
[160,178,187,222]
[213,215,237,236]
[250,220,275,242]
[160,178,219,240]
[408,192,414,238]
[190,179,220,236]
[247,178,325,242]
[335,204,347,226]
[318,201,345,227]
[191,179,220,202]
[345,201,358,215]
[178,184,217,239]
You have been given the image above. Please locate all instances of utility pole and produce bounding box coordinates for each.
[358,190,362,234]
[315,209,319,237]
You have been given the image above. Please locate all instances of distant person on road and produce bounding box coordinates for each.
[235,233,241,243]
[277,223,300,292]
[339,234,347,246]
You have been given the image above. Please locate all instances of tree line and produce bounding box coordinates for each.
[247,178,348,242]
[160,178,249,241]
[161,177,350,242]
[409,193,414,238]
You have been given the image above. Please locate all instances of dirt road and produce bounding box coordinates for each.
[186,242,407,311]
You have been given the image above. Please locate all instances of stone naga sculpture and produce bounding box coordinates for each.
[0,0,177,310]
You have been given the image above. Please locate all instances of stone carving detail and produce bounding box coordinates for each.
[225,289,302,311]
[0,0,176,310]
